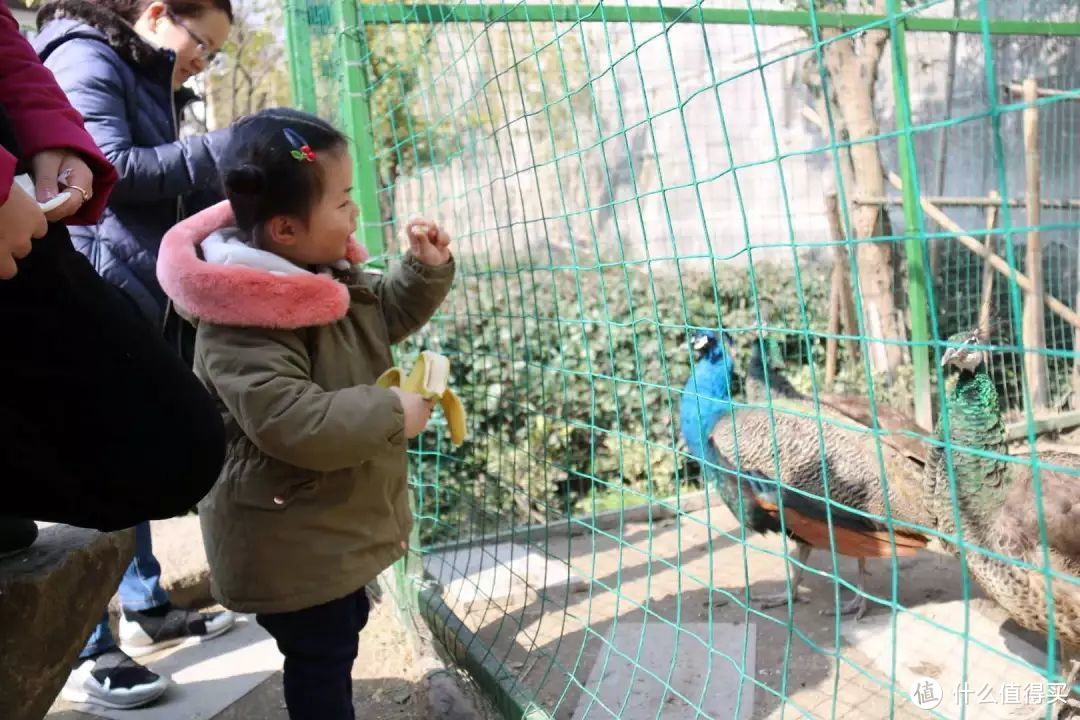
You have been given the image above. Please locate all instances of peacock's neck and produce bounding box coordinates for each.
[703,443,761,530]
[936,367,1010,534]
[683,358,768,530]
[682,365,732,458]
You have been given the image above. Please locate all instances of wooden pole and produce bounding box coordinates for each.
[929,0,962,278]
[838,263,860,364]
[802,106,863,371]
[826,263,841,386]
[978,191,999,333]
[853,195,1080,210]
[1004,410,1080,441]
[1075,285,1080,409]
[1022,77,1048,409]
[824,192,861,369]
[886,172,1080,332]
[1004,82,1080,102]
[825,190,842,386]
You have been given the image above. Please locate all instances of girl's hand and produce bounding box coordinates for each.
[405,217,451,266]
[31,151,94,223]
[389,387,435,439]
[0,182,48,279]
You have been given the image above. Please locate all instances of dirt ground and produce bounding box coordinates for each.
[434,499,1065,720]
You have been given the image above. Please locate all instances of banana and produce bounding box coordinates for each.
[375,351,466,445]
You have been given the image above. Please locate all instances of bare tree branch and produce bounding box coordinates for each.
[820,28,857,83]
[860,28,889,88]
[860,0,891,87]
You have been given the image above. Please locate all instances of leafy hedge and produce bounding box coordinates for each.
[404,260,922,545]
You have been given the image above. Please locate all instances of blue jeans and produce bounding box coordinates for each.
[80,522,170,658]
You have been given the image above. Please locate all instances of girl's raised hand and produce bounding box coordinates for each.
[405,217,451,266]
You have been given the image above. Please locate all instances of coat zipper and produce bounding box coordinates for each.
[163,50,183,333]
[167,50,182,225]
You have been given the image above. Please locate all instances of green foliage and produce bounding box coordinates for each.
[365,25,462,189]
[407,260,866,545]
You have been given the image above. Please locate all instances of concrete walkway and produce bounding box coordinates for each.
[46,599,437,720]
[47,614,281,720]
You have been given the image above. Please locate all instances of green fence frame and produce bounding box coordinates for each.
[283,6,1080,719]
[286,4,1079,419]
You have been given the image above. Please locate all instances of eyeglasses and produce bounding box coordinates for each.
[166,10,219,64]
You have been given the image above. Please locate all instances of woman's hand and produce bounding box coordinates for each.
[405,217,451,266]
[31,150,94,222]
[0,182,48,279]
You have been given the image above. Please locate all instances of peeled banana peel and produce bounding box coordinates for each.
[376,351,467,445]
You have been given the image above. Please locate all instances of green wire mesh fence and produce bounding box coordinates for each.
[286,1,1080,718]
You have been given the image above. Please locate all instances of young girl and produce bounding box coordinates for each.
[155,107,455,720]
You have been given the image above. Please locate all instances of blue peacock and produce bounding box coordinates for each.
[745,337,929,468]
[679,329,930,619]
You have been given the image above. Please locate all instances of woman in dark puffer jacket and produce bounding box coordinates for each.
[33,0,236,709]
[35,0,229,355]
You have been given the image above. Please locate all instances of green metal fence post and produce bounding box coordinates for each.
[888,0,932,430]
[338,1,387,265]
[283,0,318,112]
[349,5,1080,36]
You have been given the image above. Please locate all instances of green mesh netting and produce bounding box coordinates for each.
[287,1,1080,718]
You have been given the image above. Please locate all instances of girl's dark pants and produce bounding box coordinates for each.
[256,587,372,720]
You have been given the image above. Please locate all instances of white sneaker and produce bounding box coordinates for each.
[119,604,236,658]
[61,649,170,709]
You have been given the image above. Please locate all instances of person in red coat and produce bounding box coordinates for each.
[0,0,226,564]
[0,3,115,275]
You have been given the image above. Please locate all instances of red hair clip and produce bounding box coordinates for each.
[283,128,315,162]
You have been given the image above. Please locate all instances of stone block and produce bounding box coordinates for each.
[0,525,134,720]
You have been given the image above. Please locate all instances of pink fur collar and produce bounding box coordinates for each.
[157,200,371,329]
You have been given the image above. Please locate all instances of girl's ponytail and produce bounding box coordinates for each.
[224,164,265,196]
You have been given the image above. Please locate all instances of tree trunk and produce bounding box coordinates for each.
[820,18,903,381]
[379,152,398,250]
[1074,285,1080,410]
